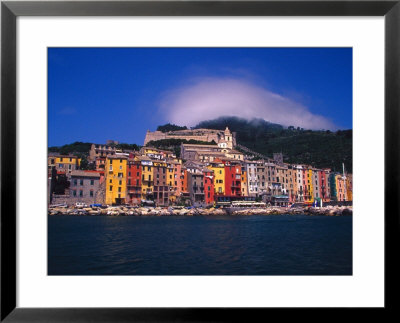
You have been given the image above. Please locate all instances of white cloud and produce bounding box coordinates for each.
[159,77,337,130]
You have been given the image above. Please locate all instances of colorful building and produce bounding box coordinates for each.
[246,160,262,196]
[329,172,347,202]
[346,174,353,201]
[187,168,205,206]
[207,160,225,196]
[48,153,81,176]
[89,143,118,162]
[240,166,248,196]
[312,168,321,201]
[140,157,154,200]
[126,157,142,205]
[224,162,242,197]
[336,174,347,201]
[180,167,188,195]
[203,169,215,205]
[173,161,183,197]
[69,170,102,205]
[105,156,127,205]
[303,167,314,204]
[153,160,169,206]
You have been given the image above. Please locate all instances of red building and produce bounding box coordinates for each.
[181,168,188,194]
[203,169,214,205]
[320,169,331,202]
[126,157,142,205]
[224,163,242,197]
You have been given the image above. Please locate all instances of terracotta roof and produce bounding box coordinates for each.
[70,170,100,178]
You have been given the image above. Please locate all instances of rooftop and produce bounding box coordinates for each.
[70,170,101,178]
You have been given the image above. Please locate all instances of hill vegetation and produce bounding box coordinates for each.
[157,123,188,132]
[48,142,93,156]
[195,116,352,172]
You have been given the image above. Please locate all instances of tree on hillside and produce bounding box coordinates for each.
[157,123,188,132]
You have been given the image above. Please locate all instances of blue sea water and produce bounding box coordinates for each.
[48,214,352,275]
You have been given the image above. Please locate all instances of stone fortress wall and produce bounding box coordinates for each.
[144,128,237,147]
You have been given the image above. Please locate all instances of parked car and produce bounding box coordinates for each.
[75,202,88,208]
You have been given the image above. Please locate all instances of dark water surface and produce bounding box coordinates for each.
[48,214,352,275]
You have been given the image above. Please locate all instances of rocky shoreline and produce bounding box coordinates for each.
[48,205,352,217]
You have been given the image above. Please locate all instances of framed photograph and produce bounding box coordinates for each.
[1,0,399,321]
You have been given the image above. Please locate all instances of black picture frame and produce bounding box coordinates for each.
[1,1,399,321]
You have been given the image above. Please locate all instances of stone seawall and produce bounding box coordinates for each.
[48,205,352,217]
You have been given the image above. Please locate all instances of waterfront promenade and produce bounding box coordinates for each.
[48,205,352,217]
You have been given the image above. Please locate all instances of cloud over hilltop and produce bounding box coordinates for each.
[159,77,337,130]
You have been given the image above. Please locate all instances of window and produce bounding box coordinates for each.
[73,190,76,196]
[73,179,77,186]
[80,179,83,186]
[109,179,112,184]
[118,187,121,192]
[90,191,93,197]
[79,190,83,197]
[119,180,122,185]
[90,180,94,185]
[109,185,113,191]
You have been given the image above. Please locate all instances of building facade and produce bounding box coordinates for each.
[126,157,142,205]
[105,156,127,205]
[69,170,102,205]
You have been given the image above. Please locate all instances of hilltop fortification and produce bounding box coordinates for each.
[144,127,236,149]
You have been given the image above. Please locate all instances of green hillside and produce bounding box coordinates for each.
[48,142,93,155]
[195,116,352,172]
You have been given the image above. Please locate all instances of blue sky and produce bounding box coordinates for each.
[48,48,352,147]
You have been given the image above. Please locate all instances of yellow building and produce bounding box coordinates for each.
[346,174,353,201]
[48,154,81,175]
[140,157,154,200]
[207,161,225,195]
[306,168,314,203]
[240,167,248,196]
[105,156,127,205]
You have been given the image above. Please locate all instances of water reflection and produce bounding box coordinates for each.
[48,215,352,275]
